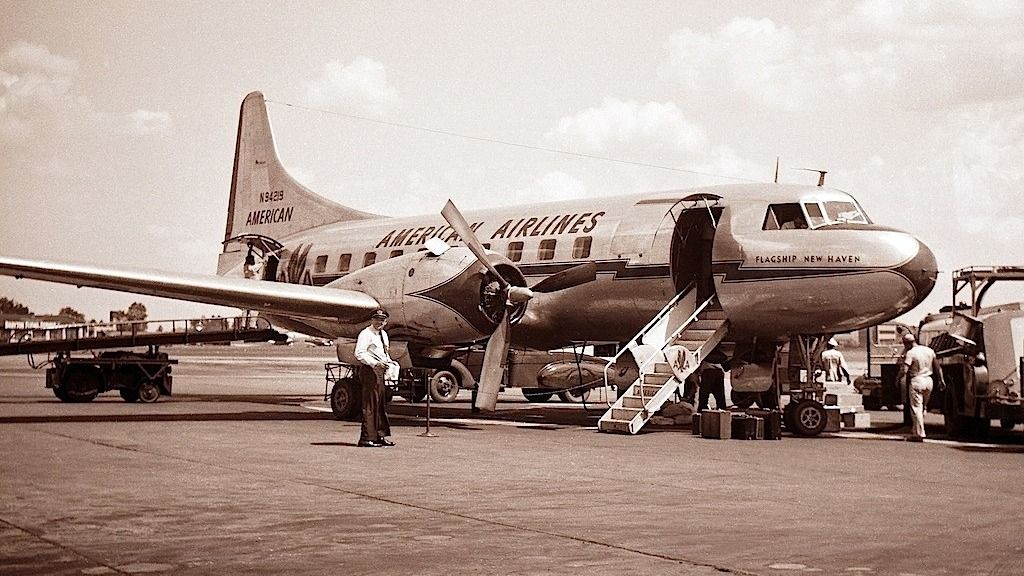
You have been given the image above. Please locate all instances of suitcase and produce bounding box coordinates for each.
[701,409,730,439]
[731,413,760,440]
[691,412,702,435]
[746,408,783,440]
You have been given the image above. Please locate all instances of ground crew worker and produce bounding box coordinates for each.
[896,332,945,442]
[697,362,727,411]
[354,309,397,447]
[821,337,851,386]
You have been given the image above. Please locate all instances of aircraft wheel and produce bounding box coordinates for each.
[558,388,591,403]
[138,382,161,403]
[53,387,70,402]
[330,378,361,421]
[429,370,460,403]
[62,365,101,403]
[119,388,140,402]
[523,389,553,403]
[790,399,827,436]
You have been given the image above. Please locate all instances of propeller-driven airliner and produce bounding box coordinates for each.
[0,91,938,419]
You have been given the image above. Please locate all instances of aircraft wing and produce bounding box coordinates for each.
[0,256,380,323]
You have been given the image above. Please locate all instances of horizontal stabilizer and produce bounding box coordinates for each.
[0,256,380,323]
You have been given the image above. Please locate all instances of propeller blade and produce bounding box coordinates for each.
[441,200,506,286]
[475,312,510,412]
[530,262,597,293]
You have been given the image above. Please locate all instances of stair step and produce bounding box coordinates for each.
[642,373,672,386]
[598,418,632,433]
[676,328,718,341]
[621,396,646,408]
[688,319,724,330]
[632,383,666,396]
[612,407,643,420]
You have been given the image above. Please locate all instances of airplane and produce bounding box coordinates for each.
[0,91,938,416]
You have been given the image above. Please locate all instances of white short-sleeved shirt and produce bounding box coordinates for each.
[903,344,936,387]
[821,348,848,381]
[355,326,391,367]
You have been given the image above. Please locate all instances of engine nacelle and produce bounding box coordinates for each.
[326,247,525,345]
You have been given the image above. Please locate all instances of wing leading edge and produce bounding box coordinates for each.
[0,256,380,323]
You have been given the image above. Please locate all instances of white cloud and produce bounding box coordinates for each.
[0,41,85,141]
[662,17,897,111]
[124,109,172,135]
[543,98,706,157]
[304,57,399,114]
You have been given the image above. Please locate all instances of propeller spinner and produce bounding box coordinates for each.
[440,200,597,411]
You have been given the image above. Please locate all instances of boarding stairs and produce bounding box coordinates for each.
[598,287,729,434]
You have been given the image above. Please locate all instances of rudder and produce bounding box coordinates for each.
[223,91,377,244]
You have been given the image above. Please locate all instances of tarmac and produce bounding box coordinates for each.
[2,345,1024,576]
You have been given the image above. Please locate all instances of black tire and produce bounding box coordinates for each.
[943,382,978,439]
[138,382,161,403]
[790,399,828,436]
[1000,418,1016,431]
[523,388,553,403]
[429,370,460,403]
[330,378,361,421]
[783,401,797,432]
[119,388,140,402]
[62,365,102,403]
[53,387,69,402]
[558,388,592,403]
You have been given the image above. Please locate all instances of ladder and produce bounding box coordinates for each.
[598,289,729,434]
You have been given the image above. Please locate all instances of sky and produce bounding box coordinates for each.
[1,0,1022,326]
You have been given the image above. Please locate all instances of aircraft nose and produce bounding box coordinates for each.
[895,236,938,307]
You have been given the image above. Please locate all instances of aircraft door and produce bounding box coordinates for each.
[668,199,722,301]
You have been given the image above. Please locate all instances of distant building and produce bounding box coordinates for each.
[0,314,90,343]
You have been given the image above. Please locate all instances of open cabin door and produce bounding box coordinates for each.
[666,194,723,300]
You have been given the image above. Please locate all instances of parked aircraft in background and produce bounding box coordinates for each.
[0,91,938,412]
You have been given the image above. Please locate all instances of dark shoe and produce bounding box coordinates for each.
[357,440,382,448]
[378,438,395,446]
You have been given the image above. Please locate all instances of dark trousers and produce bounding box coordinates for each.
[697,369,727,411]
[358,365,391,442]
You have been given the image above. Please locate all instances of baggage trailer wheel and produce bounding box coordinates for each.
[330,378,361,420]
[138,381,161,403]
[61,365,102,403]
[428,370,460,403]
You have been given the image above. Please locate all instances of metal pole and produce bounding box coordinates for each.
[418,377,437,437]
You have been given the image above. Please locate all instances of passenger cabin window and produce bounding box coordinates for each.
[763,203,808,230]
[507,241,524,262]
[537,239,556,261]
[389,249,403,259]
[337,253,351,273]
[362,252,377,267]
[572,236,592,259]
[314,255,328,273]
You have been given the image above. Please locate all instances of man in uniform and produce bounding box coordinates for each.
[354,309,398,447]
[896,332,945,442]
[821,337,852,387]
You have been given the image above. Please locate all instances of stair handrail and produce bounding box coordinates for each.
[633,295,715,379]
[602,286,712,405]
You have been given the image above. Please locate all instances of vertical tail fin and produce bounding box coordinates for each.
[223,91,377,244]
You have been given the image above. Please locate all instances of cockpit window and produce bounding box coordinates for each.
[823,201,868,224]
[762,203,808,230]
[804,202,827,228]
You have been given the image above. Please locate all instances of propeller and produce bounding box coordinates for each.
[441,200,597,411]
